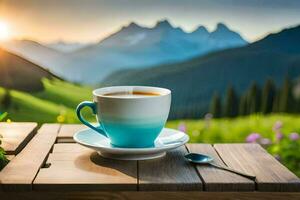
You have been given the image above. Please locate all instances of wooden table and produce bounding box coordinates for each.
[0,123,300,200]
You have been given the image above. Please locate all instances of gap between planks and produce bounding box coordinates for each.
[0,124,61,191]
[0,122,38,155]
[186,144,255,192]
[213,143,300,192]
[33,143,138,191]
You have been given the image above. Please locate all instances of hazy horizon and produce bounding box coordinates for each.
[0,0,300,43]
[6,20,300,45]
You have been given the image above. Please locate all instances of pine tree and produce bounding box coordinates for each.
[297,98,300,113]
[279,77,294,113]
[210,92,222,118]
[261,79,276,114]
[223,85,238,118]
[248,82,261,114]
[239,94,248,116]
[272,90,280,113]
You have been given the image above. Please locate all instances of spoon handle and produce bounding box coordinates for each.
[209,163,256,180]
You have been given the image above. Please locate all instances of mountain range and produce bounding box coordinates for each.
[104,24,300,118]
[0,20,247,84]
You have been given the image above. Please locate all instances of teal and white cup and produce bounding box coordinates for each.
[76,86,171,148]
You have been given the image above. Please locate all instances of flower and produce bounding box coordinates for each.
[289,132,299,141]
[178,122,186,133]
[275,132,284,141]
[56,115,65,123]
[272,121,283,132]
[246,133,261,143]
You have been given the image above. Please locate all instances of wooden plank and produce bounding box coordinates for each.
[52,143,87,153]
[138,146,202,191]
[186,144,254,191]
[0,122,38,155]
[0,124,61,191]
[57,124,86,143]
[33,143,137,191]
[214,143,300,192]
[1,192,300,200]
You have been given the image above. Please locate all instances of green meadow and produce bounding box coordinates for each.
[167,114,300,143]
[0,79,93,123]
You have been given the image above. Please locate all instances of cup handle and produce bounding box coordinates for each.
[76,101,107,137]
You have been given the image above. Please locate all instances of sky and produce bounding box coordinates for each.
[0,0,300,43]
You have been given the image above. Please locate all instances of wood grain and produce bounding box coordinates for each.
[34,143,137,191]
[186,144,254,191]
[0,122,37,155]
[1,192,300,200]
[138,146,202,191]
[214,143,300,192]
[57,124,85,143]
[0,124,61,191]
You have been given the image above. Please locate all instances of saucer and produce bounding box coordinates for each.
[73,128,189,160]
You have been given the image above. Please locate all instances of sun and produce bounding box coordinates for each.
[0,21,10,41]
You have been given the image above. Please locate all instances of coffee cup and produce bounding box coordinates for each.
[76,86,171,148]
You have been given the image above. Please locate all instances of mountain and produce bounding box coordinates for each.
[103,24,300,119]
[0,48,60,92]
[47,41,89,52]
[209,23,247,48]
[62,20,247,83]
[1,20,247,84]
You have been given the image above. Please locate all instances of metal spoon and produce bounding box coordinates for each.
[185,153,256,180]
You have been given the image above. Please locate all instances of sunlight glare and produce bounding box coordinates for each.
[0,21,10,41]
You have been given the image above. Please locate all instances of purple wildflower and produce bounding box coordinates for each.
[289,132,299,141]
[178,122,186,133]
[246,133,261,143]
[272,121,283,132]
[275,132,284,141]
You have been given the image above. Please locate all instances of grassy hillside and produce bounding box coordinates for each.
[0,48,60,92]
[35,79,92,108]
[0,79,93,124]
[166,114,300,177]
[104,25,300,118]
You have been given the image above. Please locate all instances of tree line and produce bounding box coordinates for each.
[210,77,299,118]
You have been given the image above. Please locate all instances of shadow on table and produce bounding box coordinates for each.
[73,151,137,179]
